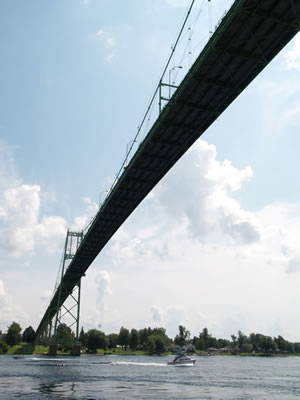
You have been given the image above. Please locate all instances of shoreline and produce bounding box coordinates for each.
[2,349,299,357]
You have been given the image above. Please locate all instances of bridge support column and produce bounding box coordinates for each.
[51,230,84,349]
[71,344,81,356]
[48,344,58,356]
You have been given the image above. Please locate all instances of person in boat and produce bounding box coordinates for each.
[173,352,186,362]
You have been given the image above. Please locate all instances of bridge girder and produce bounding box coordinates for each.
[35,0,300,340]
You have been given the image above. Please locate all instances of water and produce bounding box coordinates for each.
[1,354,300,399]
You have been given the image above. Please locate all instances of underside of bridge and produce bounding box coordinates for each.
[35,0,300,340]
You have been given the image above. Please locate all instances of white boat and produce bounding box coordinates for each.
[167,353,196,366]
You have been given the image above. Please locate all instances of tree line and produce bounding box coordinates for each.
[1,321,300,355]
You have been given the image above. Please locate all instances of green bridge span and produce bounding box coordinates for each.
[35,0,300,341]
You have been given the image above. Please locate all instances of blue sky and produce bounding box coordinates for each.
[1,0,300,341]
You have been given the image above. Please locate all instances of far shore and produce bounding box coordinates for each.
[2,344,299,358]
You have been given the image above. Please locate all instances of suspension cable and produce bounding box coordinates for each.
[102,0,196,198]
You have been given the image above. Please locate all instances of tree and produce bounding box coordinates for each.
[56,323,74,343]
[217,338,230,349]
[275,335,288,352]
[146,334,167,354]
[152,327,167,336]
[86,329,108,352]
[192,336,200,349]
[231,334,237,350]
[146,336,155,353]
[174,325,190,347]
[0,341,8,354]
[266,336,277,353]
[195,337,206,350]
[249,332,258,351]
[200,328,210,348]
[22,326,35,343]
[138,327,161,350]
[5,322,22,346]
[129,329,139,351]
[240,343,253,353]
[200,328,209,340]
[207,335,218,349]
[192,327,213,350]
[286,341,294,353]
[294,342,300,353]
[154,336,167,354]
[138,328,149,349]
[237,330,247,352]
[118,327,129,350]
[108,333,119,349]
[79,326,87,346]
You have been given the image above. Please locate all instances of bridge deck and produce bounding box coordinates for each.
[36,0,300,338]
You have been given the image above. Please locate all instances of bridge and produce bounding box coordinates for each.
[35,0,300,344]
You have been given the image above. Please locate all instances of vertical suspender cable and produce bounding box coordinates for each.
[208,0,213,37]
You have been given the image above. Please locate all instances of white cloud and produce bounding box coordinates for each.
[96,138,300,340]
[151,305,166,324]
[153,140,260,245]
[0,183,68,256]
[195,312,221,335]
[95,270,112,312]
[40,289,52,302]
[0,184,40,255]
[95,25,131,63]
[166,305,186,335]
[6,0,300,343]
[0,139,17,187]
[96,29,117,63]
[0,141,101,257]
[38,217,65,238]
[106,54,114,63]
[96,29,117,47]
[70,197,98,232]
[256,203,300,274]
[256,68,300,133]
[282,102,300,128]
[0,280,28,330]
[149,304,187,336]
[284,34,300,71]
[95,28,118,63]
[287,257,300,274]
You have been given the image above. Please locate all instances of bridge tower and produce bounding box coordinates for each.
[48,230,84,356]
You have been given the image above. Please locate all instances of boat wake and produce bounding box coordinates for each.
[30,357,74,362]
[112,361,167,367]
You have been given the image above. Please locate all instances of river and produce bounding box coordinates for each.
[1,354,300,399]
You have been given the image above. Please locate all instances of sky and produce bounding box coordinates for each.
[1,0,300,342]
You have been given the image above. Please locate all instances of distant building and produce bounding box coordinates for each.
[184,344,196,353]
[219,347,231,353]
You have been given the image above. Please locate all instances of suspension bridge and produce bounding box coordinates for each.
[34,0,300,353]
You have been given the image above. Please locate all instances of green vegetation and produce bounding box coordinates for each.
[6,344,48,355]
[78,326,170,355]
[174,325,191,347]
[191,328,300,355]
[22,326,35,343]
[0,341,9,354]
[5,322,22,346]
[56,323,75,343]
[1,321,300,356]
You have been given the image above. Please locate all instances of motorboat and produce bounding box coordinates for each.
[167,353,196,366]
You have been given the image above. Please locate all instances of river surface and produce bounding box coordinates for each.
[1,354,300,399]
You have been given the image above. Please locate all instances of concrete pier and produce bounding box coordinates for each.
[71,344,81,356]
[48,344,57,356]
